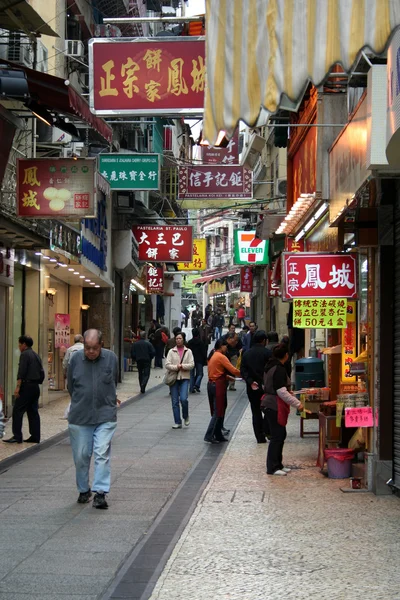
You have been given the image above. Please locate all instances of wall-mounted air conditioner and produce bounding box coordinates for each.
[275,178,287,197]
[65,40,84,58]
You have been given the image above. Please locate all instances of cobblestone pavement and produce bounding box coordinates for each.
[149,407,400,600]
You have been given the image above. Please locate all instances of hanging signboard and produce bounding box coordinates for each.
[146,265,164,294]
[178,165,253,199]
[240,266,253,292]
[202,129,239,164]
[267,264,281,298]
[89,38,205,116]
[50,223,81,260]
[345,406,373,428]
[292,299,347,328]
[132,225,193,262]
[98,154,160,190]
[286,237,305,253]
[208,280,226,295]
[177,238,206,271]
[283,253,357,300]
[54,314,71,349]
[342,301,357,383]
[17,158,96,218]
[234,231,269,265]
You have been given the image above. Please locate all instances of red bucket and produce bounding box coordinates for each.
[324,448,355,479]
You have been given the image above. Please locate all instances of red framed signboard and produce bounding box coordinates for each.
[240,267,253,292]
[283,253,357,300]
[146,265,164,294]
[89,38,205,116]
[132,225,193,263]
[178,166,252,199]
[286,237,305,253]
[267,264,282,297]
[202,129,239,165]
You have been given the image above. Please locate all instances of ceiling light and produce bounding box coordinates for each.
[79,275,85,279]
[131,278,146,291]
[90,282,96,286]
[49,258,57,263]
[85,279,91,282]
[68,268,74,272]
[45,275,50,278]
[314,202,328,221]
[304,218,314,233]
[295,230,305,242]
[35,251,42,256]
[73,271,79,275]
[42,255,50,260]
[95,285,100,288]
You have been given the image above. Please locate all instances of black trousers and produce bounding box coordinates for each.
[265,408,287,474]
[154,344,164,368]
[137,360,151,392]
[246,385,270,442]
[12,382,40,442]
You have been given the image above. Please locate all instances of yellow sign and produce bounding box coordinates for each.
[208,280,226,295]
[341,301,357,383]
[177,238,206,271]
[293,299,347,329]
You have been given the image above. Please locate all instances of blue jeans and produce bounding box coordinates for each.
[215,326,223,340]
[68,421,117,494]
[170,379,189,424]
[190,362,204,392]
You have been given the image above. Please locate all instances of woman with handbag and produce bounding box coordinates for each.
[165,334,194,429]
[261,344,304,476]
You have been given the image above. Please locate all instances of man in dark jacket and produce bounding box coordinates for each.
[240,330,272,443]
[131,332,155,393]
[188,328,207,393]
[199,319,212,352]
[242,321,258,352]
[213,310,225,340]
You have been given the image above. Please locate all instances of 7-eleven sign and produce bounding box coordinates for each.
[233,230,269,265]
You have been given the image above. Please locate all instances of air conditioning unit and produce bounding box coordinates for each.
[65,40,84,58]
[8,33,33,67]
[275,178,287,197]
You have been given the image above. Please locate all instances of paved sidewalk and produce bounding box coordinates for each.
[149,407,400,600]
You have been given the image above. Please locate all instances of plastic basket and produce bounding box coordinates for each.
[324,448,354,479]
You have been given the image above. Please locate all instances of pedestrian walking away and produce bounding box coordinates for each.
[62,334,84,419]
[165,333,194,428]
[188,328,207,393]
[262,344,303,476]
[153,326,168,368]
[3,335,43,444]
[237,305,246,328]
[67,329,119,509]
[240,330,273,444]
[205,339,240,444]
[213,310,225,340]
[228,304,236,327]
[131,331,155,393]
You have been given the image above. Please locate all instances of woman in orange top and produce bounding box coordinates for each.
[204,339,241,444]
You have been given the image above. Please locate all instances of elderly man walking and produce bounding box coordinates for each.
[68,329,118,510]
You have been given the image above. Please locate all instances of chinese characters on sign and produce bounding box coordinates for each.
[98,154,160,190]
[345,407,373,428]
[132,225,193,262]
[146,265,164,294]
[286,238,305,253]
[54,314,71,349]
[178,166,253,199]
[201,129,239,165]
[90,39,205,115]
[293,299,347,328]
[267,264,282,297]
[283,253,357,300]
[233,231,269,265]
[240,267,253,292]
[17,158,96,218]
[177,239,206,271]
[342,302,357,383]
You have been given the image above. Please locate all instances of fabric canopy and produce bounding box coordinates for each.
[204,0,400,144]
[192,268,240,284]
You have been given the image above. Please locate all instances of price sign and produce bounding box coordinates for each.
[345,407,373,428]
[292,299,347,328]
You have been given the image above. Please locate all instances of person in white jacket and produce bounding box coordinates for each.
[165,333,194,429]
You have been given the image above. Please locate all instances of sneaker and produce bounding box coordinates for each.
[194,387,201,393]
[92,492,108,509]
[184,418,190,426]
[270,469,287,476]
[172,424,182,429]
[282,467,291,473]
[221,427,230,436]
[77,490,92,504]
[204,437,220,444]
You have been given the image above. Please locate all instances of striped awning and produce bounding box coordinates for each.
[204,0,400,144]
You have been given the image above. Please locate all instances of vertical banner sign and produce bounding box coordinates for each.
[240,267,253,292]
[267,263,282,297]
[146,265,164,294]
[202,129,239,164]
[89,38,205,115]
[234,231,269,265]
[132,225,193,262]
[177,238,207,271]
[342,301,357,383]
[54,314,71,349]
[286,238,305,252]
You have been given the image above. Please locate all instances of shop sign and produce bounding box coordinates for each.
[345,407,373,428]
[177,238,206,271]
[240,267,253,292]
[292,125,316,208]
[286,238,304,253]
[283,253,357,300]
[17,158,96,218]
[227,274,240,291]
[292,299,347,329]
[234,231,269,266]
[89,38,205,115]
[50,223,81,260]
[208,280,226,295]
[178,165,253,199]
[82,192,108,272]
[202,129,239,164]
[0,247,14,287]
[267,264,281,297]
[132,225,193,262]
[54,314,70,349]
[146,265,164,294]
[98,154,160,190]
[342,302,357,383]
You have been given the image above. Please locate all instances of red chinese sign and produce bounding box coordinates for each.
[146,265,164,294]
[283,253,357,300]
[267,264,282,297]
[17,158,96,218]
[240,267,253,292]
[132,225,193,263]
[286,238,305,253]
[291,124,316,208]
[89,39,205,115]
[202,129,239,165]
[178,166,252,199]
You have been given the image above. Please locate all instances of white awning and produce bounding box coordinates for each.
[204,0,400,144]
